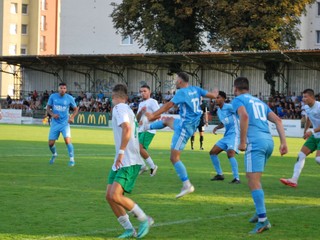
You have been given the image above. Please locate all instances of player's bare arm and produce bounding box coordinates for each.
[237,106,249,151]
[136,106,146,122]
[46,105,59,119]
[146,101,174,121]
[205,88,219,99]
[303,117,313,140]
[268,111,288,156]
[114,122,131,170]
[68,106,79,123]
[213,122,224,134]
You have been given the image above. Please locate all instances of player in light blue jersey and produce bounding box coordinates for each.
[144,72,218,198]
[232,77,287,234]
[209,91,240,183]
[46,82,78,166]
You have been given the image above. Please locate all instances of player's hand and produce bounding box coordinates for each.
[212,88,219,98]
[115,154,124,169]
[279,144,288,156]
[52,114,59,119]
[238,143,246,151]
[68,117,74,123]
[303,131,312,140]
[205,122,209,127]
[212,127,217,135]
[141,106,147,112]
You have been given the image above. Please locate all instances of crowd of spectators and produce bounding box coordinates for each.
[4,89,320,120]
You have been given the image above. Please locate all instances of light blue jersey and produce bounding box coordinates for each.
[47,93,77,125]
[217,103,239,137]
[171,86,208,129]
[232,93,272,143]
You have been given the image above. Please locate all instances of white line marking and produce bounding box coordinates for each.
[21,205,318,240]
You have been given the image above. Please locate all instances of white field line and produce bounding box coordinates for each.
[21,205,318,240]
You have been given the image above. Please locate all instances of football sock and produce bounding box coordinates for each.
[210,154,223,175]
[251,189,267,222]
[117,214,134,230]
[145,156,155,169]
[200,136,203,148]
[49,145,57,155]
[174,161,189,182]
[150,121,165,130]
[228,157,239,179]
[190,136,194,148]
[292,152,306,180]
[129,204,147,222]
[67,143,74,160]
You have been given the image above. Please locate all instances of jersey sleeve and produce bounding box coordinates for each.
[151,99,160,112]
[197,86,208,97]
[113,105,130,126]
[231,97,243,113]
[69,95,77,108]
[171,90,184,105]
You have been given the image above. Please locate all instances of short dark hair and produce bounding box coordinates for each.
[177,72,189,82]
[59,82,67,86]
[112,84,128,98]
[303,88,314,97]
[219,91,227,99]
[234,77,249,91]
[140,84,150,90]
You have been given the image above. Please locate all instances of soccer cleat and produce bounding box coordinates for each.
[249,213,258,223]
[117,228,137,238]
[210,174,225,181]
[249,220,271,234]
[137,216,154,238]
[280,178,297,188]
[49,153,57,165]
[191,147,194,150]
[176,185,195,198]
[229,178,241,184]
[68,161,75,167]
[150,165,158,177]
[139,165,148,175]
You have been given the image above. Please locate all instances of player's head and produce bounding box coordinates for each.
[140,84,151,100]
[233,77,249,96]
[216,91,227,106]
[112,84,128,105]
[302,88,315,106]
[175,72,189,89]
[58,82,67,96]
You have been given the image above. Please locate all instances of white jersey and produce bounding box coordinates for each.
[305,101,320,139]
[112,103,143,170]
[137,98,160,134]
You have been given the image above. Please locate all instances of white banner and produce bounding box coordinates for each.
[0,109,22,124]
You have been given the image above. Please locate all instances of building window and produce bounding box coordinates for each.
[41,0,47,10]
[10,24,17,35]
[121,35,133,45]
[22,4,28,14]
[21,46,27,55]
[9,44,17,55]
[10,3,18,14]
[41,16,46,31]
[317,31,320,44]
[21,24,28,35]
[40,36,46,51]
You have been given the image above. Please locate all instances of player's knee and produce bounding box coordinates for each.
[315,156,320,164]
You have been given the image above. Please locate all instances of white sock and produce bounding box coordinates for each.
[145,156,155,169]
[117,214,134,230]
[292,152,306,181]
[70,157,74,162]
[183,179,191,188]
[129,204,147,222]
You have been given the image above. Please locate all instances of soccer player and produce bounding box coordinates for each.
[106,84,153,239]
[46,82,78,166]
[144,72,218,198]
[190,98,208,150]
[232,77,287,234]
[280,88,320,188]
[210,91,240,183]
[136,84,160,176]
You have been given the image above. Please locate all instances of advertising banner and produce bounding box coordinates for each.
[74,112,109,126]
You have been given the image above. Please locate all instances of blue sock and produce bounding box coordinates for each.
[228,157,239,179]
[150,121,165,130]
[174,161,188,182]
[210,155,223,175]
[251,189,266,220]
[49,145,57,155]
[67,143,74,159]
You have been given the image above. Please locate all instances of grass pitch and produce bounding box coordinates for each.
[0,124,319,240]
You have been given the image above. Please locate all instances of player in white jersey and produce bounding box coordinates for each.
[106,84,153,239]
[280,89,320,188]
[136,85,160,176]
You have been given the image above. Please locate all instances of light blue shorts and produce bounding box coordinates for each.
[245,139,274,173]
[49,123,71,140]
[216,133,239,153]
[171,119,197,151]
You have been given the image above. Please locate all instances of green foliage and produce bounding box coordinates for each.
[111,0,315,52]
[1,125,320,239]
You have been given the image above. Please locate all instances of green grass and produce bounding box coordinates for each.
[0,124,319,240]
